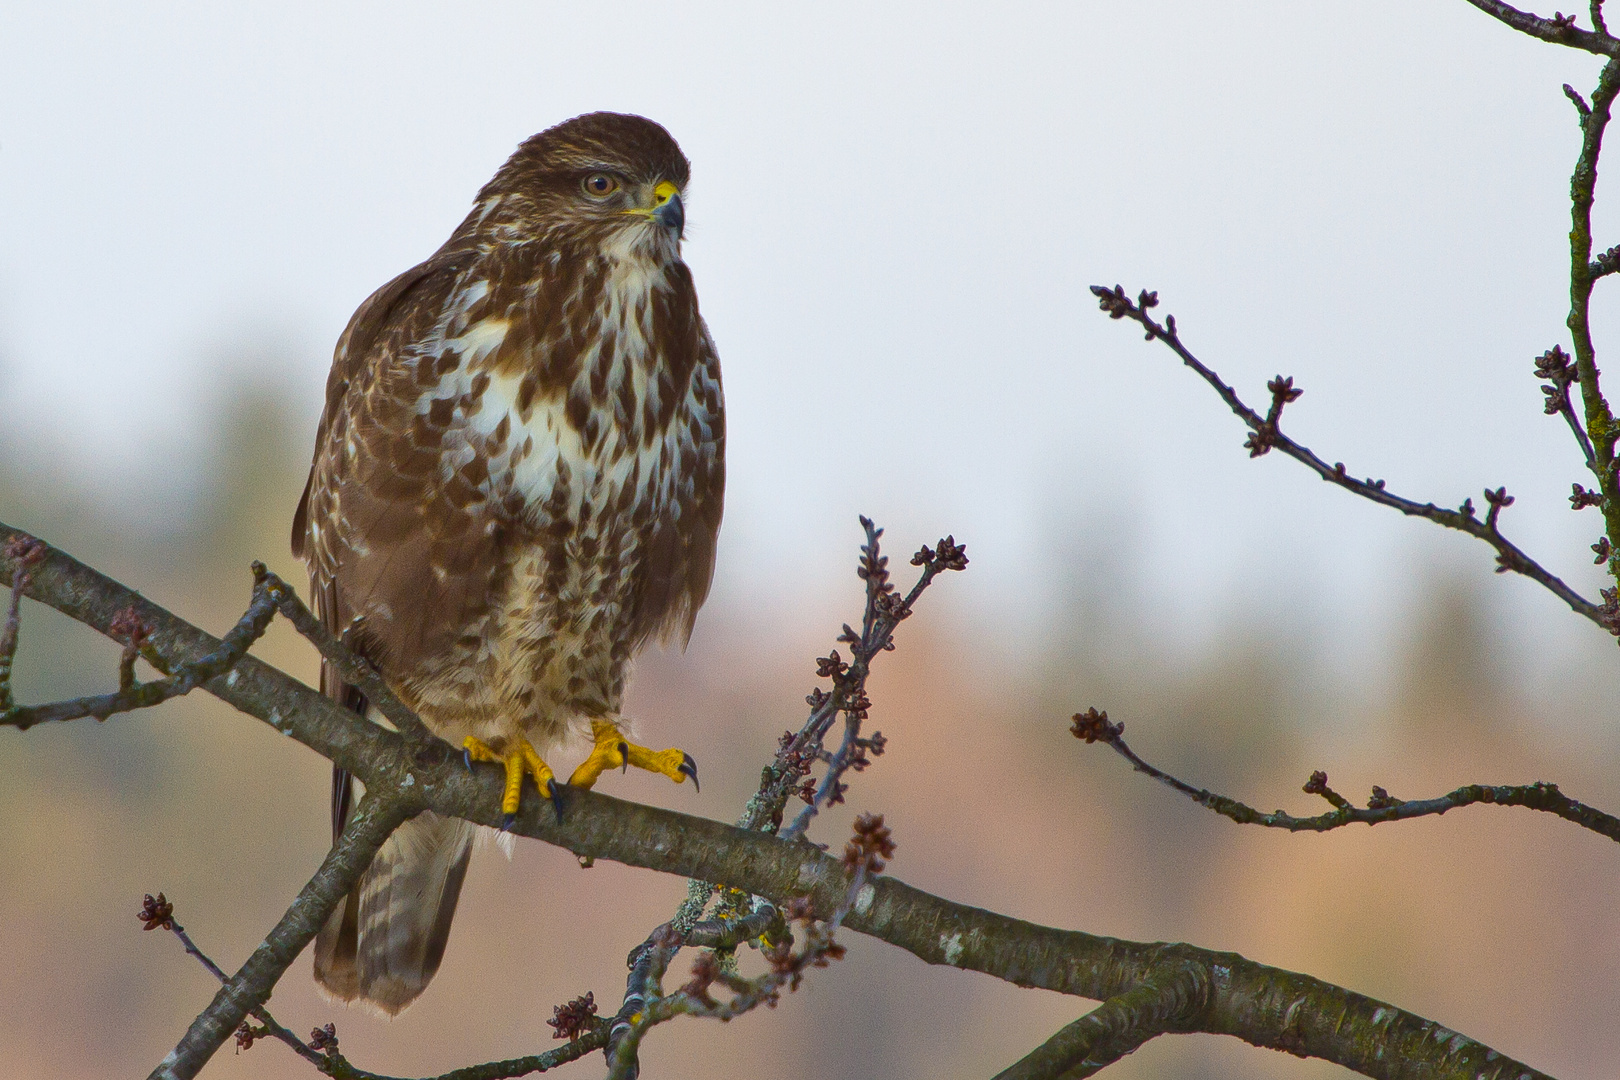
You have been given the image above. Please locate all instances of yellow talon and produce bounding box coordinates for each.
[463,736,559,827]
[567,720,699,792]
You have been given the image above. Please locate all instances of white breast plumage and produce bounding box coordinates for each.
[413,256,684,533]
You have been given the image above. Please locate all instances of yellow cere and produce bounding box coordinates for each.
[653,180,679,205]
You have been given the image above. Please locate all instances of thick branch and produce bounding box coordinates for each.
[0,522,1558,1080]
[1071,709,1620,843]
[992,964,1205,1080]
[1089,287,1605,629]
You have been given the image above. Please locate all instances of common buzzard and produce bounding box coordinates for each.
[292,112,724,1014]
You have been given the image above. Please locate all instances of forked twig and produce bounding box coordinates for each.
[1070,708,1620,843]
[604,816,894,1080]
[3,563,278,729]
[603,520,962,1077]
[256,566,439,748]
[1090,286,1605,629]
[991,963,1206,1080]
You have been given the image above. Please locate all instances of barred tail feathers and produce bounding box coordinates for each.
[313,811,476,1016]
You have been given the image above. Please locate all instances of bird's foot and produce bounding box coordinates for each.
[567,719,698,793]
[462,735,561,829]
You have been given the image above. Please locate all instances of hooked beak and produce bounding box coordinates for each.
[651,180,684,238]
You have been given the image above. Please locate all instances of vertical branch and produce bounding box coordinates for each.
[1567,57,1620,580]
[148,794,413,1080]
[0,535,46,713]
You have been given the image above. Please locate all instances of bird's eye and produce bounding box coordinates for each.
[582,173,619,198]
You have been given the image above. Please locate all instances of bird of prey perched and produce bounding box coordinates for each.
[291,112,724,1015]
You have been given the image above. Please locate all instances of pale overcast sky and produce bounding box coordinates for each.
[2,1,1615,683]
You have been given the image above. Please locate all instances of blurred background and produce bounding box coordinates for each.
[3,1,1620,1077]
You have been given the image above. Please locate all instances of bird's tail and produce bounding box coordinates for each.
[313,809,476,1015]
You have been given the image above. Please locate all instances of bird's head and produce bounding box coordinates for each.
[477,112,691,259]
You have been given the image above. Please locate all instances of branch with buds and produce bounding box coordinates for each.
[1070,708,1620,843]
[1090,285,1607,630]
[1,519,1561,1080]
[602,521,961,1077]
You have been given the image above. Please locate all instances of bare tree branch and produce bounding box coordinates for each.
[1089,286,1606,630]
[1463,0,1620,55]
[991,963,1205,1080]
[0,522,1564,1080]
[288,1021,609,1080]
[1533,345,1600,475]
[779,522,964,843]
[311,1035,609,1080]
[143,891,610,1080]
[257,565,440,748]
[1069,708,1620,843]
[2,576,277,728]
[138,893,331,1071]
[150,792,413,1080]
[0,534,45,712]
[601,522,958,1076]
[606,841,881,1080]
[1561,57,1620,586]
[1588,241,1620,279]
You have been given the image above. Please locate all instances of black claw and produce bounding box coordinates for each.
[547,779,566,822]
[463,747,474,772]
[618,741,629,774]
[500,812,516,832]
[679,753,699,794]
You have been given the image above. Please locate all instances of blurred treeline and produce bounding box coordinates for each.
[1,377,1618,1080]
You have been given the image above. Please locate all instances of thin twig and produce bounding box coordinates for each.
[603,521,962,1076]
[605,821,888,1080]
[1590,241,1620,278]
[1090,286,1606,629]
[139,893,330,1068]
[257,566,439,748]
[149,794,414,1080]
[1070,707,1620,843]
[143,892,601,1080]
[604,926,683,1079]
[0,534,46,712]
[3,576,278,729]
[779,523,965,842]
[1534,345,1601,473]
[685,904,783,951]
[297,1026,608,1080]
